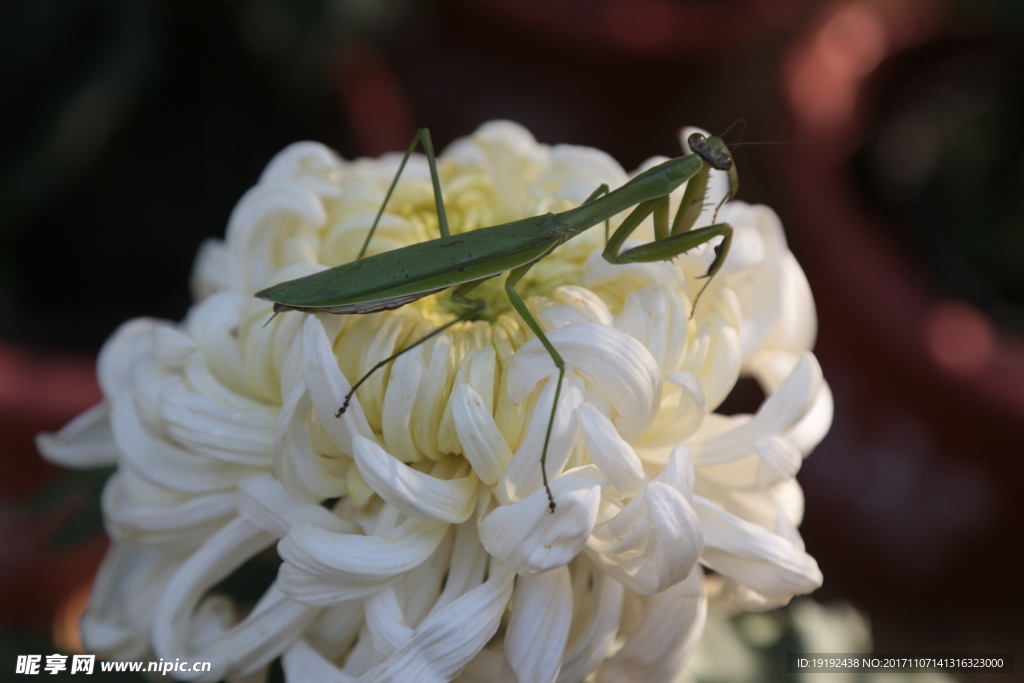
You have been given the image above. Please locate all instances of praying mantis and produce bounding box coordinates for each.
[256,128,738,512]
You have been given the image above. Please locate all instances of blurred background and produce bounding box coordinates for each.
[1,0,1022,680]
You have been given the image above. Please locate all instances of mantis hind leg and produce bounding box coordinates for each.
[357,128,451,260]
[335,279,489,418]
[504,261,564,514]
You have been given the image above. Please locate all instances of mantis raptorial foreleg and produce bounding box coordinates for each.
[601,193,734,313]
[357,128,450,259]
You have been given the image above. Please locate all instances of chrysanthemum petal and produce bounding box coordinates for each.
[613,285,689,373]
[259,141,342,199]
[36,401,117,468]
[365,587,415,656]
[587,449,703,596]
[694,296,743,411]
[81,541,185,659]
[596,566,706,683]
[237,474,356,537]
[694,495,822,602]
[277,517,449,605]
[754,437,803,489]
[577,403,646,497]
[689,352,822,465]
[190,238,230,301]
[451,382,513,485]
[552,285,615,326]
[353,436,478,524]
[111,397,259,494]
[720,204,787,361]
[102,472,235,545]
[98,319,186,399]
[507,323,661,442]
[433,521,490,614]
[637,371,707,447]
[152,517,315,681]
[505,565,574,683]
[186,293,251,397]
[481,466,604,575]
[160,378,274,466]
[498,376,583,503]
[273,384,348,501]
[761,250,818,356]
[283,639,351,683]
[226,182,327,294]
[556,561,624,683]
[301,316,377,456]
[350,561,516,683]
[746,349,833,456]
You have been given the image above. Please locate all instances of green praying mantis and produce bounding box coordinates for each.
[256,128,738,512]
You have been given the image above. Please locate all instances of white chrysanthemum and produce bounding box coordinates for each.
[39,121,831,683]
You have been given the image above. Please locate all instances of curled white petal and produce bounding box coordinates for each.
[480,466,604,575]
[364,587,414,657]
[81,541,184,659]
[587,449,703,596]
[552,285,615,326]
[273,384,348,501]
[689,352,823,465]
[190,238,231,301]
[350,561,516,683]
[36,401,117,468]
[506,323,661,442]
[102,471,234,545]
[577,403,646,498]
[259,141,343,199]
[352,436,478,524]
[277,517,449,605]
[505,566,574,683]
[226,182,327,295]
[152,517,316,681]
[498,376,583,504]
[556,561,624,683]
[282,639,351,683]
[613,285,689,374]
[746,349,833,456]
[596,565,706,683]
[302,315,377,456]
[694,296,743,411]
[237,474,356,538]
[111,397,259,494]
[695,495,822,602]
[160,378,274,467]
[451,382,513,485]
[638,371,707,448]
[754,437,803,489]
